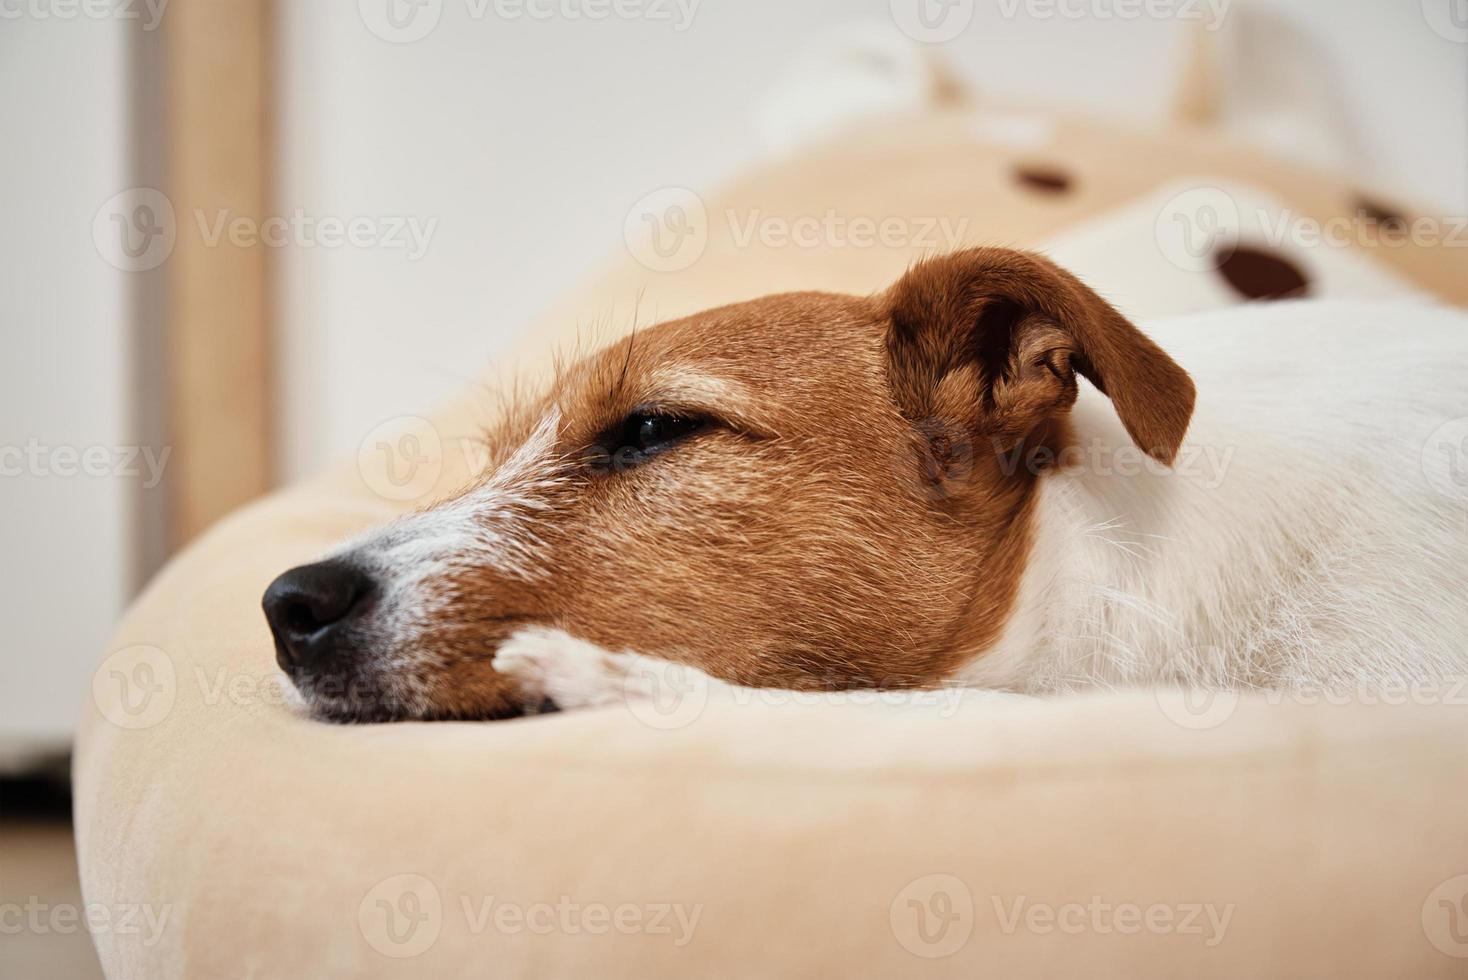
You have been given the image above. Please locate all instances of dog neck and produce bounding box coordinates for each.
[952,385,1226,693]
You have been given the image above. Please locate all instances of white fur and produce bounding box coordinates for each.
[494,626,737,711]
[963,299,1468,694]
[493,626,1034,717]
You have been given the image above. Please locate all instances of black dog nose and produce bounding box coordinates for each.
[262,560,375,671]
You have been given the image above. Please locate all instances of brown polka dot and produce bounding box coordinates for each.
[1215,245,1310,301]
[1013,164,1073,195]
[1354,194,1409,231]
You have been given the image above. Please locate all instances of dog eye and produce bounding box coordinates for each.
[600,410,708,468]
[633,413,703,450]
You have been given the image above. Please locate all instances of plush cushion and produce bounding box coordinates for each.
[75,108,1468,978]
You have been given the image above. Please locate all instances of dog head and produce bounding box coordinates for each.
[264,248,1194,721]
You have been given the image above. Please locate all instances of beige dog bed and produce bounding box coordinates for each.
[75,105,1468,977]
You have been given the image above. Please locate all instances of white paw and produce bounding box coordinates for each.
[492,627,638,711]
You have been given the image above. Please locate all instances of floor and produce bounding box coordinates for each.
[1,774,105,980]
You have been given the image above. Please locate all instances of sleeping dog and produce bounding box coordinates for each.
[262,248,1468,722]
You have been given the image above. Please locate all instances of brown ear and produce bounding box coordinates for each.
[884,248,1195,465]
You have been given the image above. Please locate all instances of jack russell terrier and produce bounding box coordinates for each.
[262,248,1468,722]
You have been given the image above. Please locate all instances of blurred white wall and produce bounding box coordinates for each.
[277,0,1465,483]
[1,15,133,750]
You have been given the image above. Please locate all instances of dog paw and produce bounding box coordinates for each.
[492,627,641,712]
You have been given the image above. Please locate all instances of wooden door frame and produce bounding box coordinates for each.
[153,0,275,552]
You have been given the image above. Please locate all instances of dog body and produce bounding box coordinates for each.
[965,300,1468,695]
[262,250,1468,721]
